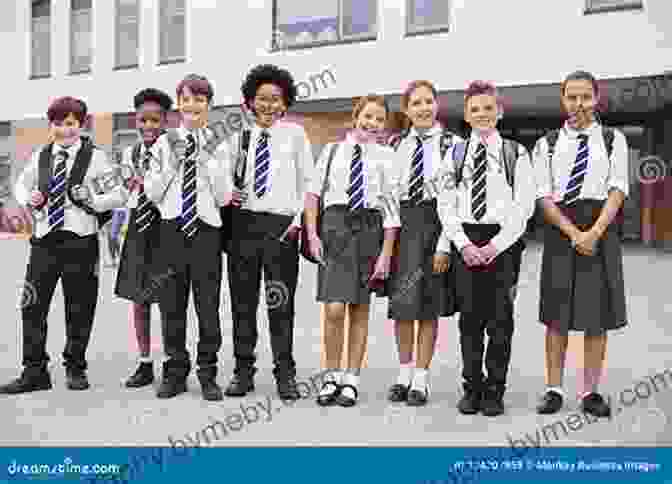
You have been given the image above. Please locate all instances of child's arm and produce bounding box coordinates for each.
[87,150,130,212]
[292,126,314,229]
[436,144,470,254]
[144,134,178,204]
[14,151,40,208]
[205,137,234,206]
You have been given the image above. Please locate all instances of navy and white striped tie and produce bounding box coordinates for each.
[471,143,487,221]
[347,144,364,211]
[48,150,69,231]
[180,134,198,238]
[408,136,425,204]
[254,131,270,198]
[135,150,156,233]
[563,134,589,205]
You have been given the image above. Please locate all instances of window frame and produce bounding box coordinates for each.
[69,0,93,75]
[114,0,140,70]
[405,0,451,37]
[584,0,644,14]
[30,0,51,79]
[158,0,186,65]
[271,0,378,51]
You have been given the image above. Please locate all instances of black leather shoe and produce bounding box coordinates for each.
[316,381,340,406]
[66,368,90,391]
[387,384,409,403]
[277,376,300,401]
[457,386,481,415]
[335,384,358,407]
[407,387,429,407]
[224,374,255,397]
[156,378,187,399]
[125,362,154,388]
[200,378,223,401]
[0,370,52,394]
[537,390,564,414]
[580,392,611,418]
[481,386,505,416]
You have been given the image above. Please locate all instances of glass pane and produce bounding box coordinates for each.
[32,17,50,76]
[72,0,91,11]
[589,0,640,7]
[32,0,50,19]
[342,0,376,37]
[160,0,185,60]
[409,0,449,28]
[276,0,338,46]
[116,0,138,66]
[0,122,10,138]
[71,9,91,71]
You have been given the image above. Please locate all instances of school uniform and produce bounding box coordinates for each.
[225,120,312,393]
[144,125,229,395]
[115,142,162,305]
[387,125,462,321]
[534,122,628,336]
[309,135,401,305]
[8,139,127,389]
[438,130,535,404]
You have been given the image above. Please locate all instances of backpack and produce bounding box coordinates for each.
[389,127,456,161]
[220,129,251,252]
[38,136,113,228]
[452,137,525,194]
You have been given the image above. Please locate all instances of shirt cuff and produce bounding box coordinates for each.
[536,184,552,200]
[291,211,302,228]
[608,181,629,198]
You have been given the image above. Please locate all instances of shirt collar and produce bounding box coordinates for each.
[52,139,82,155]
[409,123,442,140]
[252,122,274,139]
[469,129,502,152]
[178,124,205,143]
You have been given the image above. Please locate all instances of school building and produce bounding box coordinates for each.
[1,0,671,245]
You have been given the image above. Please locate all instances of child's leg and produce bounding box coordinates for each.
[394,319,415,386]
[346,303,370,375]
[411,319,438,393]
[318,302,346,402]
[132,303,151,358]
[583,333,608,396]
[545,326,568,388]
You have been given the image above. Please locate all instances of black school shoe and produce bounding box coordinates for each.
[480,386,505,417]
[457,384,482,415]
[0,368,52,394]
[580,392,611,418]
[407,386,429,407]
[276,376,300,401]
[537,390,564,414]
[125,362,154,388]
[387,384,409,403]
[224,372,255,397]
[66,368,90,391]
[335,384,358,407]
[316,381,340,406]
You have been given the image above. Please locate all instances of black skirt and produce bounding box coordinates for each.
[114,207,162,304]
[452,223,520,321]
[539,199,627,336]
[387,199,456,320]
[317,205,384,305]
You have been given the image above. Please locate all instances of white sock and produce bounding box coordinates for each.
[546,386,564,397]
[397,365,413,386]
[411,369,429,392]
[341,372,359,399]
[139,356,152,364]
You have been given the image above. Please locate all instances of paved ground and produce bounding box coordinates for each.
[0,237,671,449]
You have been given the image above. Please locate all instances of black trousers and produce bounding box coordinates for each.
[22,231,99,371]
[227,210,299,378]
[157,219,222,380]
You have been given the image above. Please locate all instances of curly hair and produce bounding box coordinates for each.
[133,88,173,111]
[241,64,297,109]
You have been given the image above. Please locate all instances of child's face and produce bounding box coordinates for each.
[136,102,164,145]
[464,94,499,131]
[405,86,438,129]
[562,79,596,129]
[253,83,287,128]
[352,101,387,144]
[178,86,209,129]
[50,113,81,146]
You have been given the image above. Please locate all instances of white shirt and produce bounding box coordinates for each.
[144,125,230,228]
[228,120,313,227]
[533,121,629,202]
[437,130,536,254]
[15,139,129,239]
[392,124,464,202]
[308,134,401,229]
[121,142,158,209]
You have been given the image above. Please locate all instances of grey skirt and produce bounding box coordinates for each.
[387,199,456,320]
[539,199,627,336]
[317,205,384,305]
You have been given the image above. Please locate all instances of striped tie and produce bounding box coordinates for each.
[408,136,425,204]
[180,134,198,238]
[347,144,364,211]
[471,143,487,221]
[254,131,270,198]
[135,150,156,233]
[48,150,69,231]
[563,134,589,205]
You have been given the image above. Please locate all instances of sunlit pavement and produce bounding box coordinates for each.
[1,237,671,448]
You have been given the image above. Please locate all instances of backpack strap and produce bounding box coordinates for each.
[36,143,54,211]
[453,139,471,188]
[389,128,410,151]
[67,137,113,227]
[602,126,615,159]
[320,143,339,202]
[234,129,251,189]
[501,138,520,192]
[439,129,456,161]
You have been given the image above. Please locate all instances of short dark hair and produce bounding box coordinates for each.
[176,74,214,102]
[134,88,173,111]
[241,64,297,109]
[47,96,88,124]
[562,70,599,96]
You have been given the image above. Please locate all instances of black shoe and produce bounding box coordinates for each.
[580,392,611,418]
[0,369,52,394]
[457,385,482,415]
[125,362,154,388]
[387,384,409,403]
[156,378,187,399]
[200,378,223,401]
[481,386,505,416]
[537,390,564,414]
[224,374,255,397]
[316,381,340,406]
[335,384,358,407]
[66,368,90,391]
[407,386,429,407]
[277,376,300,401]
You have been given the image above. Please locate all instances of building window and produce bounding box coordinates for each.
[273,0,377,50]
[70,0,92,74]
[406,0,450,35]
[159,0,186,64]
[585,0,643,14]
[31,0,50,78]
[0,122,11,139]
[115,0,139,68]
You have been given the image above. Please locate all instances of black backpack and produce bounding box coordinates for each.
[38,136,113,228]
[220,129,251,252]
